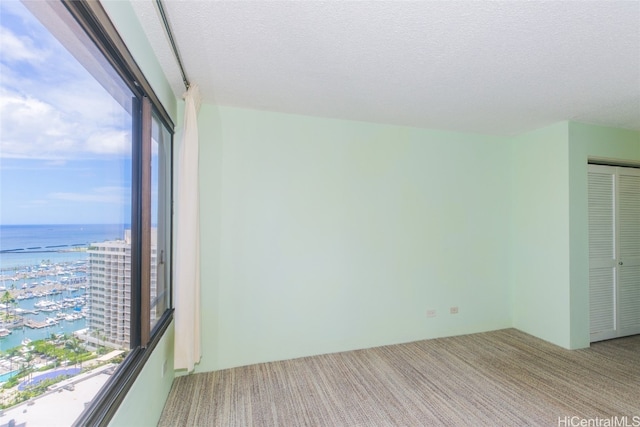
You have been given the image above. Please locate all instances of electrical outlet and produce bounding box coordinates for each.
[426,309,436,318]
[162,359,168,378]
[450,306,459,314]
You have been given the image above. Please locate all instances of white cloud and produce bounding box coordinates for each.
[0,87,130,160]
[0,2,133,162]
[49,186,130,204]
[0,89,77,160]
[0,25,48,64]
[86,130,132,156]
[43,159,70,167]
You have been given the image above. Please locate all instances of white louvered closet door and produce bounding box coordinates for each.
[588,165,616,341]
[617,167,640,337]
[588,164,640,342]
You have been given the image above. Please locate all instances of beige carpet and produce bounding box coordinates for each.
[158,329,640,426]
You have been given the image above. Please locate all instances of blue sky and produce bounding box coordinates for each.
[0,0,132,225]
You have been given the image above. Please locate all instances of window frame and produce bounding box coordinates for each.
[44,1,176,425]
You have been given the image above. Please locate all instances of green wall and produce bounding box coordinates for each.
[197,107,513,371]
[196,111,639,371]
[196,103,223,372]
[509,122,572,347]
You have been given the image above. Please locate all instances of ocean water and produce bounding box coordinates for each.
[0,224,126,270]
[0,224,118,351]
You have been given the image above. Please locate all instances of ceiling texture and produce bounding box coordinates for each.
[129,0,640,136]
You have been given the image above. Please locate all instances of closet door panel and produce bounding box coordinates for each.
[588,165,617,341]
[619,265,640,334]
[589,266,616,339]
[618,169,640,334]
[618,171,640,260]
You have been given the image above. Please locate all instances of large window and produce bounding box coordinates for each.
[0,0,173,425]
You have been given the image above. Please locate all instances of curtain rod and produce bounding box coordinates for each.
[155,0,190,90]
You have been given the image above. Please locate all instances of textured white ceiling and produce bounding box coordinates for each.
[128,0,640,135]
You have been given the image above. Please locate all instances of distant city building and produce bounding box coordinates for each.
[87,230,157,349]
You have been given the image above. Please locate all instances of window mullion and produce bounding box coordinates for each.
[130,96,142,349]
[140,97,152,347]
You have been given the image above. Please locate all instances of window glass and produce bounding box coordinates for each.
[0,0,170,423]
[150,114,172,331]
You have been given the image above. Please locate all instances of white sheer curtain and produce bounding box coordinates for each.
[174,84,201,372]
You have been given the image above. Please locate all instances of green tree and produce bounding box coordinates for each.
[0,291,14,322]
[66,336,84,368]
[23,352,34,386]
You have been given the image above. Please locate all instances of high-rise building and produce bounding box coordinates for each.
[87,230,157,349]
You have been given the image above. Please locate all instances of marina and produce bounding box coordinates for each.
[0,224,127,357]
[0,259,89,352]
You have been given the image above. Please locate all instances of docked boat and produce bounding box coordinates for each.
[34,300,57,310]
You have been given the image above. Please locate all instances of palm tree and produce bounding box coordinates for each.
[0,291,14,323]
[66,336,83,368]
[23,352,34,386]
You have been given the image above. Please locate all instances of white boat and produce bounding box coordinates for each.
[22,338,32,346]
[34,300,57,309]
[0,328,11,337]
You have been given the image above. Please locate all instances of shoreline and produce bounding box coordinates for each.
[0,257,87,276]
